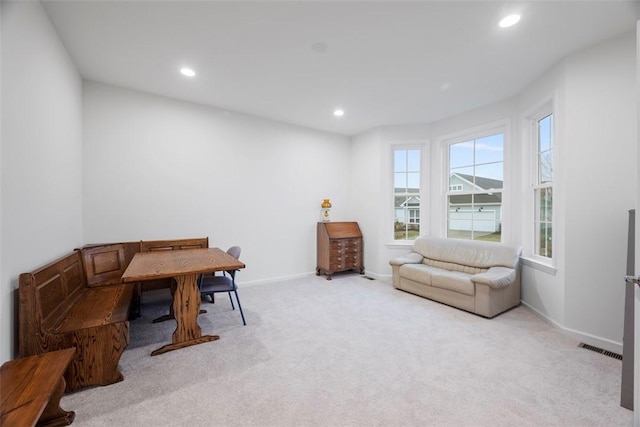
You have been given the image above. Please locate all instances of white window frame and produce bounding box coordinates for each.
[531,110,554,262]
[391,144,426,242]
[518,97,557,273]
[443,124,506,242]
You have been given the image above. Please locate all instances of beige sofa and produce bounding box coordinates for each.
[390,237,522,318]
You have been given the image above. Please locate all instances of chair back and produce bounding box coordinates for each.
[226,246,241,277]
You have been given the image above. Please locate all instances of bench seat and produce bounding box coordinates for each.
[53,285,132,334]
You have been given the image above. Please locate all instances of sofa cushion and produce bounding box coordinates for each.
[430,270,475,296]
[422,258,486,275]
[413,237,521,269]
[399,263,443,285]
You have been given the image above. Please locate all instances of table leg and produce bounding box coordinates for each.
[151,273,219,356]
[152,279,207,323]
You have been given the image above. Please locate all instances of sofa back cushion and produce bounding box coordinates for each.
[422,258,487,275]
[413,237,521,269]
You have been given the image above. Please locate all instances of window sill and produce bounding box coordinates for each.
[520,256,557,275]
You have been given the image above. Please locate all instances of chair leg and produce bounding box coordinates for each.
[134,282,142,318]
[228,292,235,310]
[233,290,247,326]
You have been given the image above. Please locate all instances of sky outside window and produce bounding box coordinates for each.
[449,134,504,182]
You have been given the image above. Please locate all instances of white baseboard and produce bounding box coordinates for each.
[240,270,392,286]
[361,271,391,280]
[521,301,623,355]
[239,272,316,287]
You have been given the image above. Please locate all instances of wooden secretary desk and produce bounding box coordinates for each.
[316,221,364,280]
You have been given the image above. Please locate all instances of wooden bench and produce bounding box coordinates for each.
[1,348,75,427]
[19,250,134,393]
[18,237,210,392]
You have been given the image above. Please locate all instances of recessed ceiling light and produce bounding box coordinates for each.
[180,67,196,77]
[499,14,521,28]
[333,109,344,117]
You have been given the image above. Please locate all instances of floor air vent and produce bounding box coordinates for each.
[578,343,622,360]
[362,276,375,280]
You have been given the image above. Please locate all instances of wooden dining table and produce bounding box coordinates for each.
[121,247,245,356]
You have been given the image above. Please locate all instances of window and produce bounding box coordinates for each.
[447,132,504,242]
[394,148,421,240]
[534,114,553,258]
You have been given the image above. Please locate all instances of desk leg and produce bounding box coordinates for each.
[151,273,219,356]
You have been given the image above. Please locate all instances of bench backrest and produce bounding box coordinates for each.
[138,238,209,291]
[81,243,127,287]
[19,250,87,356]
[78,238,209,289]
[140,237,209,252]
[81,242,140,287]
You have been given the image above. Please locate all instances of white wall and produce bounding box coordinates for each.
[82,81,351,283]
[349,128,387,276]
[516,61,568,327]
[0,1,83,362]
[349,129,377,273]
[513,34,637,353]
[563,33,637,349]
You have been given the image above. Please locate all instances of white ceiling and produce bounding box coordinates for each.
[42,1,640,136]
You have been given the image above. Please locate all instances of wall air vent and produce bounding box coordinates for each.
[578,342,622,360]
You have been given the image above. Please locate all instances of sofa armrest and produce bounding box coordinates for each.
[471,267,516,289]
[389,252,423,266]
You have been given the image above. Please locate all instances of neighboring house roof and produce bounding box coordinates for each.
[395,173,504,208]
[399,196,420,207]
[395,194,420,208]
[394,188,420,208]
[453,173,503,190]
[449,173,503,204]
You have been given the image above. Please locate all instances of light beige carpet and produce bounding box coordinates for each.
[61,274,632,426]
